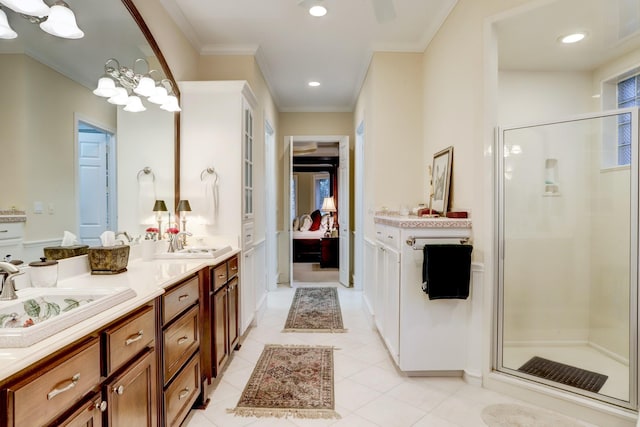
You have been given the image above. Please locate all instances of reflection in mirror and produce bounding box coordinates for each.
[0,0,177,262]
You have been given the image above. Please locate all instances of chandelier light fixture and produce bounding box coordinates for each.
[0,0,84,40]
[93,58,181,113]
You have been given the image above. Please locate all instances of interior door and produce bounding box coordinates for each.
[265,122,277,290]
[286,136,293,286]
[338,137,350,286]
[78,122,114,246]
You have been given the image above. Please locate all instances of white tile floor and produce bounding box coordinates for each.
[184,284,597,427]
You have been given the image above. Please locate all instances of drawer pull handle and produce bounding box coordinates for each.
[96,401,108,412]
[114,385,125,395]
[0,230,7,233]
[231,266,238,271]
[177,336,189,345]
[178,387,190,400]
[218,274,226,279]
[178,294,189,301]
[125,330,144,346]
[387,235,394,239]
[47,373,80,400]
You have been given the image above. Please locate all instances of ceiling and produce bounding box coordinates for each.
[159,0,458,112]
[496,0,640,71]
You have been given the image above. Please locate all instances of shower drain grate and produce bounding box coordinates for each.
[518,356,608,393]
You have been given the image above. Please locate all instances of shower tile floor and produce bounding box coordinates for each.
[184,286,606,427]
[503,345,629,402]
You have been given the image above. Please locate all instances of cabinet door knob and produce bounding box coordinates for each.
[114,385,125,395]
[178,387,190,400]
[125,330,144,346]
[47,373,80,400]
[96,401,108,412]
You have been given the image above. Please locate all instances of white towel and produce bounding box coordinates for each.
[138,173,156,225]
[201,173,219,225]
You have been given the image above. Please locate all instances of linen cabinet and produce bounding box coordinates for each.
[180,80,259,336]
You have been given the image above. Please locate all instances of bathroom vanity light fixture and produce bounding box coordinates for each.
[0,0,84,40]
[153,200,168,239]
[93,58,181,113]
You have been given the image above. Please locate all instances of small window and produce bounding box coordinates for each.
[314,174,330,211]
[616,75,640,166]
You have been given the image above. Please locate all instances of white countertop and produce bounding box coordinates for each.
[374,213,472,229]
[0,248,240,382]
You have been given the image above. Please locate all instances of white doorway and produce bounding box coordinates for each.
[264,120,277,290]
[285,135,350,287]
[76,117,116,246]
[354,120,365,290]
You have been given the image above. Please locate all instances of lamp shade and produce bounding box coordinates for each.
[0,9,17,39]
[177,200,192,212]
[93,76,116,97]
[133,75,156,97]
[107,87,129,106]
[39,1,84,39]
[0,0,49,17]
[148,86,168,105]
[160,94,181,112]
[321,196,336,212]
[123,95,146,112]
[153,200,168,212]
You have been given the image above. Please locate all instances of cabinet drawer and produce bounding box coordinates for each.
[103,305,155,375]
[0,222,24,240]
[10,339,101,427]
[383,226,401,249]
[228,255,239,279]
[164,354,201,427]
[212,263,227,291]
[163,305,200,383]
[374,224,386,243]
[163,275,199,323]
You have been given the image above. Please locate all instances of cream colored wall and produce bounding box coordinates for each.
[0,55,27,210]
[0,54,116,242]
[293,172,315,215]
[354,52,424,237]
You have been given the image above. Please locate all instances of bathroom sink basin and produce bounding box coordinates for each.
[0,287,136,348]
[155,245,233,260]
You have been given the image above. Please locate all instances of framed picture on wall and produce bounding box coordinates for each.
[431,146,453,214]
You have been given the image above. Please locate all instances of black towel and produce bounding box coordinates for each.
[422,244,472,300]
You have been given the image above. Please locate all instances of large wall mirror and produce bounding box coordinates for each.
[0,0,178,261]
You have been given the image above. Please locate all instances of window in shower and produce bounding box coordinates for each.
[497,109,639,409]
[617,75,640,165]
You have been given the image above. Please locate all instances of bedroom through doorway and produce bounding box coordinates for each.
[289,136,349,285]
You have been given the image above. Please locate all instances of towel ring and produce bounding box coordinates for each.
[137,167,155,182]
[200,167,217,181]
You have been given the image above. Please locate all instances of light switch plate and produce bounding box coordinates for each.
[34,201,43,214]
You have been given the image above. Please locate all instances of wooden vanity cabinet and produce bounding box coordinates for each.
[1,338,102,427]
[210,255,240,377]
[158,274,201,427]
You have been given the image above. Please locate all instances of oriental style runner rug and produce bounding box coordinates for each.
[283,287,346,333]
[228,344,340,419]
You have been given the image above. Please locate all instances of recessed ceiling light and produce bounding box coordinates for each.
[559,32,586,44]
[309,5,327,17]
[308,81,321,87]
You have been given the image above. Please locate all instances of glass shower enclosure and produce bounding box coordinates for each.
[496,109,639,408]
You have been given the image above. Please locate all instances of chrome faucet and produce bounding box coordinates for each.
[174,231,193,251]
[0,261,24,301]
[115,231,132,244]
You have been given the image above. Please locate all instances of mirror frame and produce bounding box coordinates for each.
[121,0,181,213]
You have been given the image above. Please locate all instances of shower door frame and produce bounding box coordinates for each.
[495,108,640,409]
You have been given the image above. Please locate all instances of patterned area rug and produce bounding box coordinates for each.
[518,356,608,393]
[283,287,346,332]
[481,403,585,427]
[228,344,340,419]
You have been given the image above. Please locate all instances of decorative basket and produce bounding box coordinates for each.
[87,245,130,275]
[43,245,89,261]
